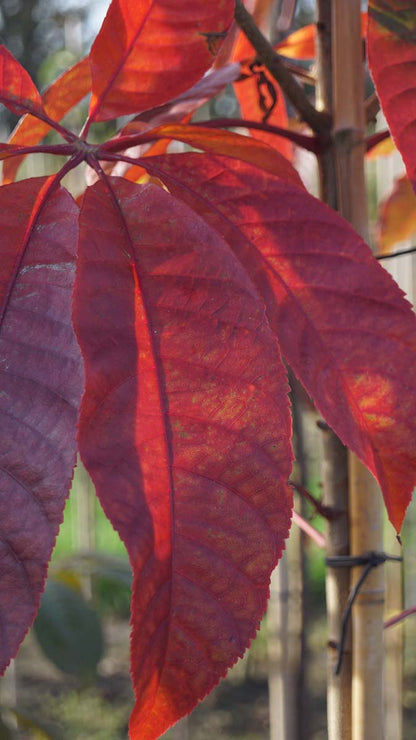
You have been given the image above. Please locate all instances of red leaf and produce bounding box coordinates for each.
[73,177,292,738]
[0,177,82,674]
[3,57,91,185]
[0,45,44,118]
[367,1,416,187]
[141,153,416,531]
[87,0,235,124]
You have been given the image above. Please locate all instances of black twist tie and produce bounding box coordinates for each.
[325,551,402,675]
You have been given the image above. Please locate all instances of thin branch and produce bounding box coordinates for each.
[234,0,331,137]
[99,119,322,154]
[0,100,78,144]
[366,128,390,152]
[282,60,316,85]
[384,605,416,629]
[365,92,380,123]
[290,481,338,519]
[192,118,322,153]
[0,143,75,160]
[292,510,325,549]
[376,245,416,261]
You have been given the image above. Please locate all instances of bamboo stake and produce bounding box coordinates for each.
[268,552,292,740]
[73,458,96,599]
[268,523,304,740]
[321,429,352,739]
[315,3,352,737]
[348,461,384,740]
[332,2,385,737]
[384,524,403,740]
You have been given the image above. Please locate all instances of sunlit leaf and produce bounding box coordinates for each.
[87,0,235,123]
[142,152,416,531]
[366,133,395,159]
[376,173,416,252]
[0,45,44,118]
[275,24,316,59]
[73,177,293,738]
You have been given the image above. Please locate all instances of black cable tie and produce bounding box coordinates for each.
[325,551,403,675]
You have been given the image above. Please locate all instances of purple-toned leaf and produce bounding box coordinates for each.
[0,177,83,674]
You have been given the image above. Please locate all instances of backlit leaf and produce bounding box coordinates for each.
[73,177,293,738]
[368,1,416,187]
[0,177,82,674]
[0,45,44,118]
[366,133,395,159]
[275,24,316,59]
[87,0,235,123]
[377,173,416,252]
[142,153,416,531]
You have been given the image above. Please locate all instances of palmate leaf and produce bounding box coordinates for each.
[73,177,293,739]
[368,1,416,188]
[87,0,235,124]
[3,57,91,185]
[0,177,82,674]
[141,153,416,532]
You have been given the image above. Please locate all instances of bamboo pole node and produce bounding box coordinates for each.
[325,551,402,676]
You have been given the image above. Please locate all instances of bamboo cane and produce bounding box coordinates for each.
[315,3,352,737]
[384,523,403,740]
[332,3,385,737]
